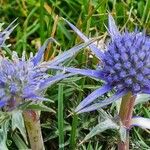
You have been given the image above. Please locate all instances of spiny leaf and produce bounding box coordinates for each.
[25,103,56,113]
[11,111,28,144]
[82,118,119,143]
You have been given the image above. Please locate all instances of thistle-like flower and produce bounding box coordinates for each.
[0,35,93,109]
[0,19,18,47]
[48,15,150,114]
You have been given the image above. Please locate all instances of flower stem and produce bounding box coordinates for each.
[23,110,45,150]
[118,92,136,150]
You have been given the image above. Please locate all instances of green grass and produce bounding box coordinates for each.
[0,0,150,149]
[58,84,64,150]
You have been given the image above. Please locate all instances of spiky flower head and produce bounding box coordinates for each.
[48,15,150,114]
[103,30,150,94]
[0,34,91,109]
[0,19,18,47]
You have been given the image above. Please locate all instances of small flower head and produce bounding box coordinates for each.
[102,31,150,94]
[0,19,18,47]
[0,52,48,108]
[0,35,89,109]
[49,15,150,113]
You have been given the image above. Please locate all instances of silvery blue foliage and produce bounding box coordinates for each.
[48,15,150,114]
[0,19,18,47]
[0,31,91,109]
[131,117,150,129]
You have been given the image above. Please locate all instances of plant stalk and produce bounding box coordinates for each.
[23,110,45,150]
[118,92,136,150]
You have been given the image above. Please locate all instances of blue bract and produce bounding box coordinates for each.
[48,15,150,114]
[0,26,93,109]
[0,19,18,47]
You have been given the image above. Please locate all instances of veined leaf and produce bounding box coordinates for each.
[82,118,119,142]
[25,103,55,113]
[0,119,9,150]
[12,132,28,149]
[11,111,28,144]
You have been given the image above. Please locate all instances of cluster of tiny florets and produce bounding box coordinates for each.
[102,32,150,93]
[0,52,49,107]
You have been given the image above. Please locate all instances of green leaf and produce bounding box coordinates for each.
[0,112,11,126]
[0,129,8,150]
[25,103,56,113]
[137,1,145,17]
[82,118,119,142]
[12,132,28,149]
[11,111,28,144]
[62,76,82,82]
[0,119,10,150]
[18,101,32,110]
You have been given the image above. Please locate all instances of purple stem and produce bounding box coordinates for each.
[118,92,136,150]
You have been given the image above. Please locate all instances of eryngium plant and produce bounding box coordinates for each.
[0,39,93,109]
[0,20,95,150]
[49,15,150,113]
[48,14,150,149]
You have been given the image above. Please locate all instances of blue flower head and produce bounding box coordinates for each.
[49,15,150,114]
[0,19,18,47]
[0,34,92,109]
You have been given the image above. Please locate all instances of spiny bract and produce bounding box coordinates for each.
[48,15,150,114]
[0,21,91,109]
[0,19,17,47]
[0,51,49,108]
